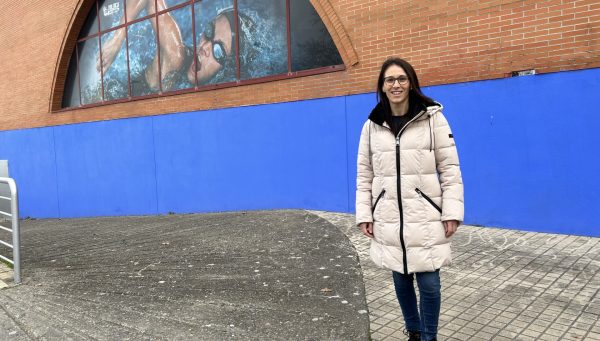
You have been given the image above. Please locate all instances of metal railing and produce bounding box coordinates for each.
[0,177,20,284]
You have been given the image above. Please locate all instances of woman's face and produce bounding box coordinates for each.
[188,14,233,84]
[382,64,410,106]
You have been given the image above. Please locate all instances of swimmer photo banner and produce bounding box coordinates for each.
[63,0,343,108]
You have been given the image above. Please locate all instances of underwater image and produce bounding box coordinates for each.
[64,0,343,108]
[238,0,288,80]
[78,38,102,105]
[193,0,236,86]
[99,0,124,31]
[102,28,129,100]
[128,18,159,97]
[159,4,194,92]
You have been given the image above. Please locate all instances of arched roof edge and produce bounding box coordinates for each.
[309,0,359,67]
[49,0,95,112]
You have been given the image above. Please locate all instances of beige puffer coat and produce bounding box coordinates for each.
[356,102,464,274]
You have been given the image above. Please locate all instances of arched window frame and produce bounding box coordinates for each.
[51,0,357,112]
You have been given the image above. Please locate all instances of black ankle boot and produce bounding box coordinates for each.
[406,330,421,341]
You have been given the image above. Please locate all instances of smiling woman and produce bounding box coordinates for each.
[61,0,344,109]
[356,58,464,341]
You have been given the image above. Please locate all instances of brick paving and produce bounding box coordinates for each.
[311,211,600,341]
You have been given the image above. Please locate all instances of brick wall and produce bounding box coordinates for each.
[1,0,598,131]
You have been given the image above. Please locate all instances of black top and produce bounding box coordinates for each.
[368,95,432,137]
[387,99,424,136]
[389,113,415,137]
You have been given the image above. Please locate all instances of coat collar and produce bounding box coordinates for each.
[368,99,442,127]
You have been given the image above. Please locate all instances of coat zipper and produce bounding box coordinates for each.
[395,110,427,274]
[415,188,442,213]
[395,136,408,274]
[372,189,386,213]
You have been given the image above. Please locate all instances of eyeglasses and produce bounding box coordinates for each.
[384,76,409,86]
[203,20,228,65]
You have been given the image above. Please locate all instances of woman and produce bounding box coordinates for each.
[356,57,464,341]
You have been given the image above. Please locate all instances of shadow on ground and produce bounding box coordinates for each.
[0,210,369,340]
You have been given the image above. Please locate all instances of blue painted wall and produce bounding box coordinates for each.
[424,69,600,237]
[1,68,598,236]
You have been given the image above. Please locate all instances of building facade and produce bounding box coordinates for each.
[1,0,599,236]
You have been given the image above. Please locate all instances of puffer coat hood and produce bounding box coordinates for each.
[356,101,464,274]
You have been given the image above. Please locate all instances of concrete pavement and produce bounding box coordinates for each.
[1,210,599,340]
[0,211,369,340]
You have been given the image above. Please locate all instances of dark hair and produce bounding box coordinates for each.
[376,57,436,112]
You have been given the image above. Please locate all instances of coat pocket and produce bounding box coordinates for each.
[415,188,442,213]
[372,189,386,214]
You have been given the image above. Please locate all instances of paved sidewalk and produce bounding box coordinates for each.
[312,211,600,341]
[1,210,599,340]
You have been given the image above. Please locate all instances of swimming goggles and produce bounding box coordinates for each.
[203,20,229,65]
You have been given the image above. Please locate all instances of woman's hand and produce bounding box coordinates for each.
[359,222,374,238]
[443,220,459,238]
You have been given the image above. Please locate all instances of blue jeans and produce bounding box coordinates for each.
[392,270,441,341]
